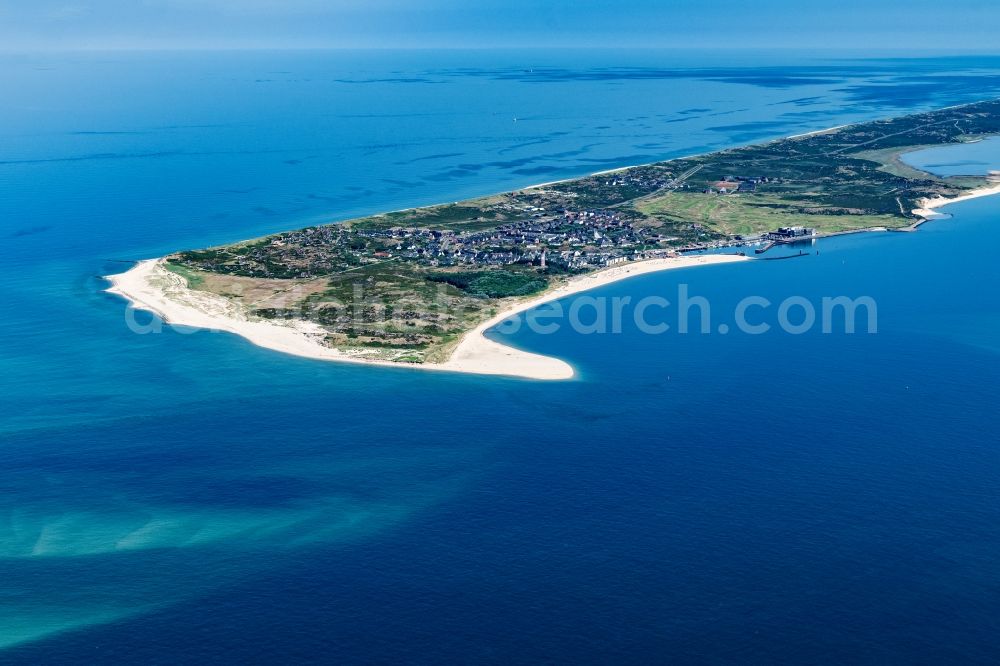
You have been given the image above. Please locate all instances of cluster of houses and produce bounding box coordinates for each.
[601,170,674,191]
[703,175,777,195]
[186,197,684,279]
[348,208,674,269]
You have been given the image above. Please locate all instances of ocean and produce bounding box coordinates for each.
[2,50,1000,663]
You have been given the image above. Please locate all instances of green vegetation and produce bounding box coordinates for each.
[636,191,901,236]
[427,270,548,298]
[164,261,205,288]
[348,197,512,232]
[168,99,1000,363]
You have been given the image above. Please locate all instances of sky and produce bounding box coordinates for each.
[1,0,999,51]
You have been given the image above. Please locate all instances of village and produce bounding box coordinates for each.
[188,202,692,280]
[351,208,680,270]
[179,182,825,281]
[162,98,1000,364]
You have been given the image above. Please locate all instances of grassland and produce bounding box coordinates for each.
[635,191,901,237]
[165,99,1000,363]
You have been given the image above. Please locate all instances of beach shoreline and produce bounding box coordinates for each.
[105,179,1000,381]
[106,254,748,381]
[103,103,1000,381]
[911,178,1000,220]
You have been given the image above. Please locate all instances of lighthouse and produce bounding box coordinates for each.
[540,248,547,269]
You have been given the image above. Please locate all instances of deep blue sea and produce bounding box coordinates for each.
[3,50,1000,663]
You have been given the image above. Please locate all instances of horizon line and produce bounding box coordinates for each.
[4,45,1000,56]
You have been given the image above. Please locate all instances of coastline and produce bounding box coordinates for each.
[377,109,994,222]
[911,178,1000,220]
[104,181,1000,381]
[524,99,990,194]
[103,104,1000,381]
[106,254,748,381]
[376,121,872,215]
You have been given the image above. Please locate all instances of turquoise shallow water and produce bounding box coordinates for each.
[3,50,1000,662]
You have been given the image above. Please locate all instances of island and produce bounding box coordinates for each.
[107,99,1000,379]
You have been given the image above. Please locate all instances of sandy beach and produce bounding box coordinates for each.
[104,169,1000,382]
[106,254,748,381]
[911,177,1000,219]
